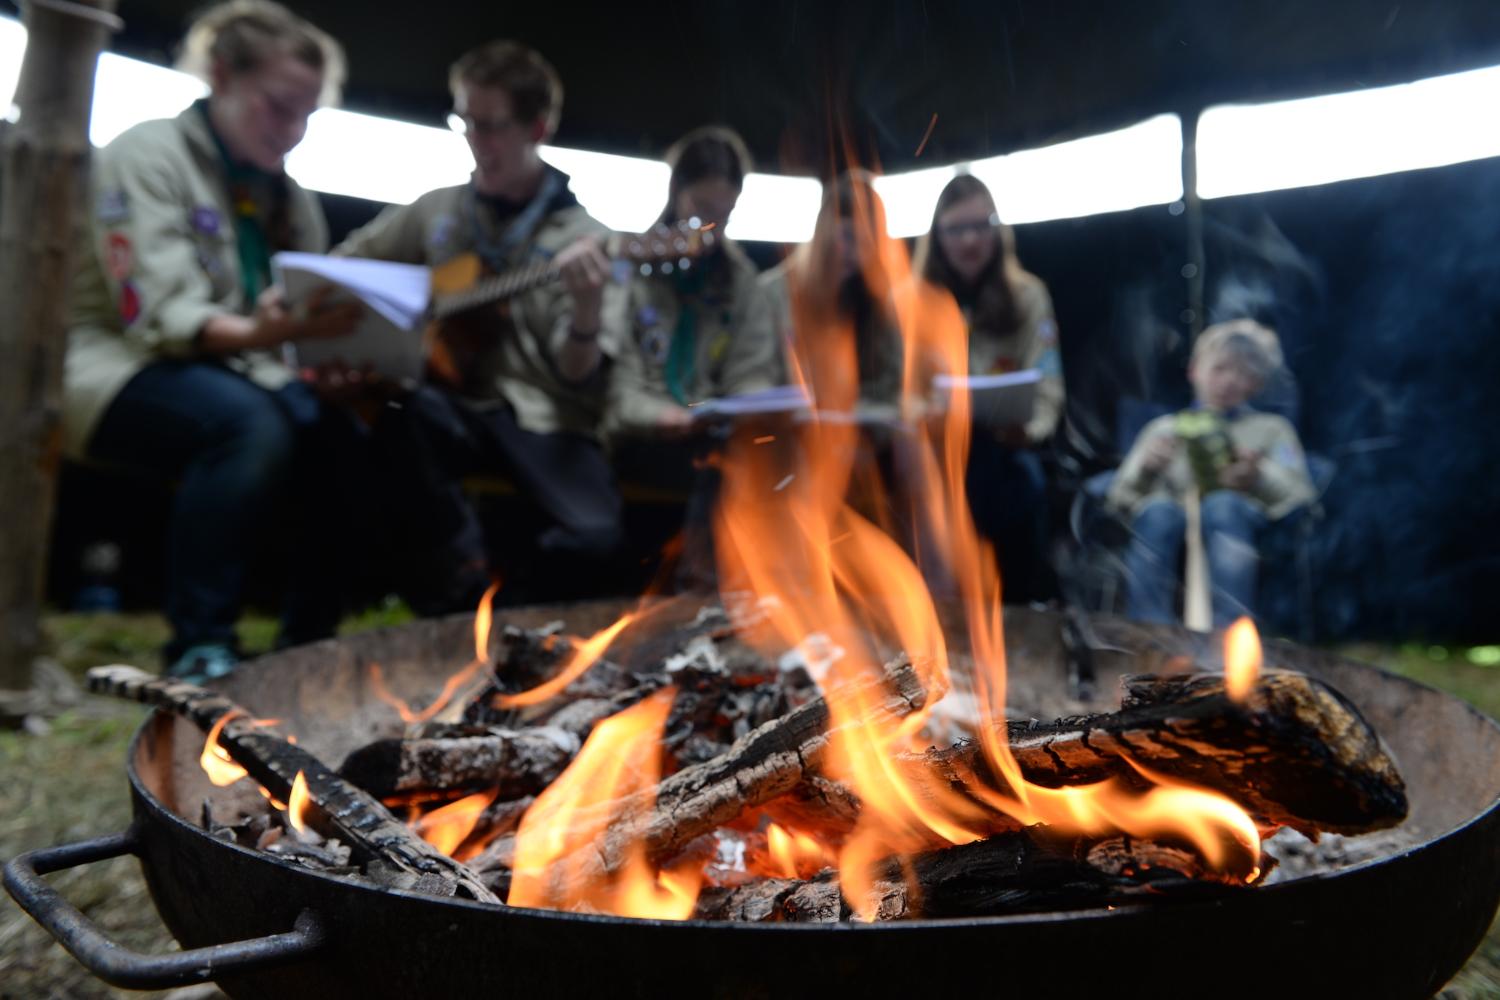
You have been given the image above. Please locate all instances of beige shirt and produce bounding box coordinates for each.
[63,105,327,456]
[605,240,780,441]
[334,178,626,439]
[1108,408,1316,520]
[965,275,1065,444]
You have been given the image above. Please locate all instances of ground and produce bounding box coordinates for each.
[1,611,1498,999]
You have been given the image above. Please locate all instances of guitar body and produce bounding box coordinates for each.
[421,222,718,392]
[425,252,505,392]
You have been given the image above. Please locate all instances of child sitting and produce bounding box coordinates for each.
[1107,319,1315,626]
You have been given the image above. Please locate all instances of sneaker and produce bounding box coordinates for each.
[167,644,239,686]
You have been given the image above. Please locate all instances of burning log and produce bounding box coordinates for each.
[693,828,1267,923]
[541,656,928,892]
[338,726,578,798]
[86,665,499,903]
[914,671,1408,837]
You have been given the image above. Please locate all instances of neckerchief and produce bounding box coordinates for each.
[466,166,567,273]
[200,102,289,306]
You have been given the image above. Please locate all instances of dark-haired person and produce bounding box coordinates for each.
[63,0,362,682]
[604,128,780,584]
[912,173,1063,601]
[760,170,904,421]
[336,40,627,606]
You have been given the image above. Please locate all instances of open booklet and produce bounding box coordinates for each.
[273,252,432,382]
[933,368,1043,429]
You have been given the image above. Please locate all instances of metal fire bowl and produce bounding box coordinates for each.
[8,601,1500,999]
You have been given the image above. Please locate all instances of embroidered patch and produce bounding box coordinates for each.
[708,332,732,364]
[97,189,129,224]
[1036,346,1063,378]
[428,214,456,252]
[641,326,671,365]
[1037,318,1059,346]
[118,281,141,326]
[636,305,661,328]
[190,206,221,236]
[104,233,133,281]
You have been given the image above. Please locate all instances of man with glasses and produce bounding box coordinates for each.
[336,40,625,608]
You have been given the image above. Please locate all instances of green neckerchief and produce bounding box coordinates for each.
[664,265,710,405]
[200,102,277,306]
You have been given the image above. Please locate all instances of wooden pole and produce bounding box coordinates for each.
[0,0,121,695]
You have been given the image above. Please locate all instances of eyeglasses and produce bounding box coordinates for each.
[447,111,521,137]
[938,213,1002,239]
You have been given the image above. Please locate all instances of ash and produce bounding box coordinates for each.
[1261,826,1420,885]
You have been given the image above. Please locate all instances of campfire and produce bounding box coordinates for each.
[85,196,1411,925]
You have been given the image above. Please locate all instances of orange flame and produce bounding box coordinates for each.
[711,172,1261,919]
[1225,617,1262,702]
[414,789,499,859]
[287,771,312,835]
[199,711,248,787]
[766,823,834,880]
[494,613,635,709]
[508,688,700,919]
[368,581,502,725]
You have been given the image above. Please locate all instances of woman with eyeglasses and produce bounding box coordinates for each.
[912,173,1064,601]
[62,0,362,682]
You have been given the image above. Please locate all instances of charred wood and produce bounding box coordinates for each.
[913,671,1408,836]
[86,665,499,903]
[338,726,577,797]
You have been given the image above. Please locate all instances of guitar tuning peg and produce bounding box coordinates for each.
[678,257,691,271]
[674,237,687,252]
[687,215,702,230]
[639,262,653,277]
[661,261,675,275]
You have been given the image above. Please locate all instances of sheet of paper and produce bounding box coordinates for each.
[691,385,812,420]
[273,252,432,382]
[933,368,1043,428]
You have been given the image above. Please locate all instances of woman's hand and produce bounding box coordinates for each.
[256,285,362,345]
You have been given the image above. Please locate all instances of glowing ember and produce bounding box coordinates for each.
[508,688,700,919]
[287,770,312,835]
[494,613,636,709]
[1225,617,1262,702]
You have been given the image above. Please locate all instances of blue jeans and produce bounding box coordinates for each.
[1124,490,1268,627]
[88,361,365,659]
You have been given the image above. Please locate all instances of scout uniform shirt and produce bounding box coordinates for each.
[963,274,1065,445]
[605,239,780,440]
[758,259,904,417]
[63,103,328,457]
[333,169,625,440]
[1107,406,1316,520]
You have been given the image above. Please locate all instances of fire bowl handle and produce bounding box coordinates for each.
[3,828,327,990]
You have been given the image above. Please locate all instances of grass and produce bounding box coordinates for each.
[2,612,1498,998]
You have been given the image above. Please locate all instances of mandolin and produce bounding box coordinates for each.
[426,219,717,390]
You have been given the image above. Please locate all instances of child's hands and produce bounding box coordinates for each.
[1219,448,1263,491]
[1141,433,1178,474]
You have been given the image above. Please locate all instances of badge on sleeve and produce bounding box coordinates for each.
[118,282,141,326]
[97,190,129,224]
[105,233,133,280]
[1037,318,1059,346]
[190,206,222,236]
[641,327,671,365]
[708,331,731,364]
[429,214,456,253]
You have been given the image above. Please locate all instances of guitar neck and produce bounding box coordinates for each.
[431,259,561,320]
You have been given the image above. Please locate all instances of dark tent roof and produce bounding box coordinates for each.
[106,0,1500,174]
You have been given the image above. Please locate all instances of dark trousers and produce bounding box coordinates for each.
[965,429,1054,603]
[378,386,624,610]
[88,361,368,660]
[611,434,723,593]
